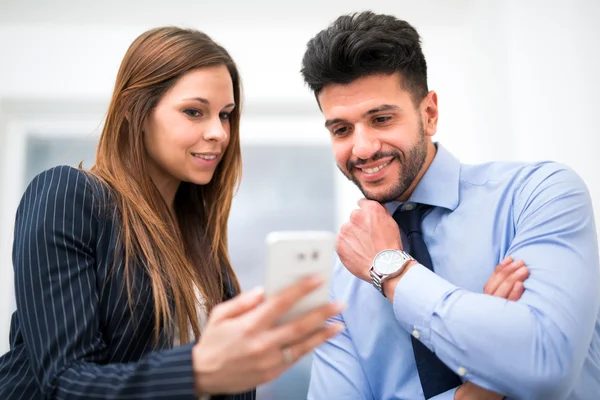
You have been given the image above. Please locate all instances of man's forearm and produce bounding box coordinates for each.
[390,265,597,400]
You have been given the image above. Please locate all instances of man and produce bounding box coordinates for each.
[301,11,600,400]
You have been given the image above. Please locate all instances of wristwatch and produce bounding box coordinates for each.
[369,249,415,296]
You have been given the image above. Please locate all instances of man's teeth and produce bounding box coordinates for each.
[194,154,216,160]
[363,160,391,174]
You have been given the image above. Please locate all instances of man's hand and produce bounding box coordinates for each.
[337,199,529,399]
[483,256,528,300]
[455,256,529,400]
[455,381,505,400]
[336,199,402,282]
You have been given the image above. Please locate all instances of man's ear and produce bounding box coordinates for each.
[421,91,438,137]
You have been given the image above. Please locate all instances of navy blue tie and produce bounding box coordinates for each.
[393,204,462,399]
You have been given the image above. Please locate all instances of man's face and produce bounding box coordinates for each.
[318,73,436,203]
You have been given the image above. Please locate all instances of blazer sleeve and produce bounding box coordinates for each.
[13,165,197,399]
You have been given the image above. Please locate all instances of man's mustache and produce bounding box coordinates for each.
[346,151,401,171]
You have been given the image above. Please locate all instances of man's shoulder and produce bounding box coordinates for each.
[458,160,590,216]
[459,160,579,188]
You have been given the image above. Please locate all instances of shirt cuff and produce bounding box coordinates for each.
[392,264,458,348]
[157,343,197,396]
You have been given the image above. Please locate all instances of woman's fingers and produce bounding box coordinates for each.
[283,322,345,365]
[267,301,345,346]
[209,286,265,322]
[250,274,325,328]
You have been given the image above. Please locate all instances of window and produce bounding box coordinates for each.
[18,127,336,399]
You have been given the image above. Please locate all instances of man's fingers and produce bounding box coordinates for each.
[485,257,513,295]
[210,286,265,322]
[357,198,386,212]
[349,209,362,224]
[507,281,525,301]
[483,258,522,294]
[494,256,514,273]
[357,198,370,208]
[457,381,506,400]
[492,266,529,299]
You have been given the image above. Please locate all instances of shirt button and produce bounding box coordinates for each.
[404,203,415,211]
[412,329,421,339]
[457,367,467,377]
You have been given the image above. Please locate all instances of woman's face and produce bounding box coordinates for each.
[143,64,235,199]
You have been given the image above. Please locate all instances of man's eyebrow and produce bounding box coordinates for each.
[325,118,346,128]
[363,104,402,116]
[324,104,402,128]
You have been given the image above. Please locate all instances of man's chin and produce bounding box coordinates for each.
[348,173,403,203]
[358,187,402,204]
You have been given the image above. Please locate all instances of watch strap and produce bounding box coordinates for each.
[369,250,414,297]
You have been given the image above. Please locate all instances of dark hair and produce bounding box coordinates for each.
[301,11,428,104]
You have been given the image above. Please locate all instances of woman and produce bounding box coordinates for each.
[0,27,344,399]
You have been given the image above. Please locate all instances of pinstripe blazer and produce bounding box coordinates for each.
[0,166,255,400]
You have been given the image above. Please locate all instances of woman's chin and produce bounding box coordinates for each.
[184,173,215,186]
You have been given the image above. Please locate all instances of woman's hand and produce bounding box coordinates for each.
[192,275,344,395]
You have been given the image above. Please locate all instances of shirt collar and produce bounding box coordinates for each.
[385,142,460,214]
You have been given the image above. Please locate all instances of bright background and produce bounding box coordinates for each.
[1,1,599,398]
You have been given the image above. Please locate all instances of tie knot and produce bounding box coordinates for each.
[393,203,432,235]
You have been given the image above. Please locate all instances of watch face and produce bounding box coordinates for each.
[373,250,407,274]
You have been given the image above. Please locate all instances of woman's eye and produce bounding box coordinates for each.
[219,112,231,121]
[183,109,201,117]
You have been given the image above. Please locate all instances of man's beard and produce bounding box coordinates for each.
[339,121,428,204]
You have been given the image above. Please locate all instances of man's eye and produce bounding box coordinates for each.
[333,127,349,136]
[374,116,391,123]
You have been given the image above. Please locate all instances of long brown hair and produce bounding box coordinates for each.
[90,27,242,344]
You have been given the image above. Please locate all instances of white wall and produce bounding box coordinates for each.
[1,0,599,354]
[0,104,10,346]
[505,0,600,208]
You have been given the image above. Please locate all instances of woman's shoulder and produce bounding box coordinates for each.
[20,165,113,214]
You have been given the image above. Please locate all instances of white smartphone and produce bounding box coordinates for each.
[264,230,336,324]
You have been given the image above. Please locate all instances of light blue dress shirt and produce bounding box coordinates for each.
[308,144,600,400]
